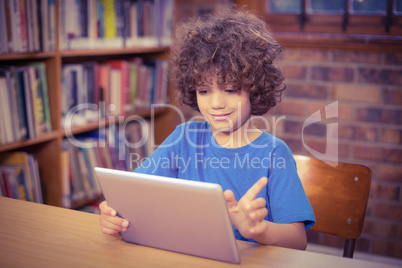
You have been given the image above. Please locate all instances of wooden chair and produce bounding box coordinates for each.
[294,155,372,258]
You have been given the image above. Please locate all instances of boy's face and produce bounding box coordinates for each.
[196,74,252,136]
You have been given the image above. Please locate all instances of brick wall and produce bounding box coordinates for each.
[268,49,402,259]
[175,0,402,259]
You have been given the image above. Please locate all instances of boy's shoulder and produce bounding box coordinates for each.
[258,131,294,156]
[259,131,288,146]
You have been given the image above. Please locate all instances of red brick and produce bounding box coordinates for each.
[359,68,402,86]
[353,146,402,164]
[253,115,285,135]
[382,109,402,125]
[333,85,382,104]
[381,128,402,144]
[285,84,328,99]
[383,88,402,106]
[355,107,382,123]
[384,53,402,65]
[305,101,353,121]
[365,200,374,217]
[338,104,354,120]
[302,138,349,158]
[312,66,354,82]
[303,122,327,137]
[280,137,303,153]
[354,126,378,142]
[306,230,321,244]
[353,146,383,161]
[370,183,400,201]
[338,125,355,140]
[371,239,402,258]
[397,225,402,240]
[269,100,307,116]
[332,122,378,142]
[284,120,302,135]
[362,220,397,238]
[377,164,402,182]
[374,203,402,221]
[354,107,402,124]
[355,237,370,253]
[333,50,382,64]
[283,48,330,62]
[321,233,344,248]
[282,65,307,80]
[381,147,402,163]
[283,120,328,137]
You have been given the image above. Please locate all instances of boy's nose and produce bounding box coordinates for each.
[211,92,225,109]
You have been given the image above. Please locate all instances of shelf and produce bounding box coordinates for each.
[1,0,176,208]
[0,131,60,153]
[70,194,103,210]
[0,51,57,61]
[60,46,170,58]
[62,107,169,137]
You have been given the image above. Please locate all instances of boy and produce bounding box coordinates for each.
[99,6,315,250]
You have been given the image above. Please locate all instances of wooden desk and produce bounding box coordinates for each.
[0,197,396,268]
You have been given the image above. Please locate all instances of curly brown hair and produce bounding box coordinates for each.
[170,5,286,116]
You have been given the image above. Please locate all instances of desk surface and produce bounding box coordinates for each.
[0,197,396,268]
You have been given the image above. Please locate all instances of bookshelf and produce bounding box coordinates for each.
[0,0,176,208]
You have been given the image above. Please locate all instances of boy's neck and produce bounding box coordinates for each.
[211,125,262,148]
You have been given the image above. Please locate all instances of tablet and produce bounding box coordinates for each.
[94,167,241,264]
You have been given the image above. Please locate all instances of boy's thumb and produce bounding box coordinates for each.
[224,190,237,209]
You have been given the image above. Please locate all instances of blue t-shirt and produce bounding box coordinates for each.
[135,121,315,242]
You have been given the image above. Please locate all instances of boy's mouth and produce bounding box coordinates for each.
[210,113,232,121]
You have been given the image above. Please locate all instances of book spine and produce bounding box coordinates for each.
[14,68,29,140]
[18,0,28,51]
[101,0,116,38]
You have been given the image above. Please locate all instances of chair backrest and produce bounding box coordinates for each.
[294,155,371,258]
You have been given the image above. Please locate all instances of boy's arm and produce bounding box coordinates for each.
[251,221,307,250]
[224,177,307,250]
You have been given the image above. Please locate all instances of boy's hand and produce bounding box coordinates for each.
[224,177,269,239]
[99,200,129,237]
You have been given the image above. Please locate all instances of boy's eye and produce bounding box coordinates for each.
[197,89,209,95]
[225,89,239,94]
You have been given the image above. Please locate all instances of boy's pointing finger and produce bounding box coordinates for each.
[244,177,268,201]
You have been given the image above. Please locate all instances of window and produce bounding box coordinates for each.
[264,0,402,34]
[234,0,401,50]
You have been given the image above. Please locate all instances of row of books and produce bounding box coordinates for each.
[0,62,52,145]
[59,0,174,50]
[61,58,169,128]
[0,0,56,54]
[61,120,154,208]
[0,151,43,203]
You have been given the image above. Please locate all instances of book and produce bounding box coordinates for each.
[101,0,116,38]
[107,60,128,115]
[97,64,110,118]
[29,62,52,133]
[18,67,36,139]
[0,72,14,144]
[0,0,9,53]
[27,66,47,136]
[0,152,35,202]
[13,67,29,140]
[27,154,42,203]
[0,165,28,201]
